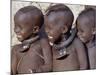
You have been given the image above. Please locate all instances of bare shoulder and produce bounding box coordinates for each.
[73,37,83,45]
[73,37,85,49]
[30,40,41,50]
[11,44,22,54]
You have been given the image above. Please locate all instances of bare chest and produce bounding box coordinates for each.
[17,43,44,73]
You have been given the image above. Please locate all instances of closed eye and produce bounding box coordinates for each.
[78,29,84,33]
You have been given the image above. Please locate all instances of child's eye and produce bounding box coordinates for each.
[81,30,84,33]
[15,24,22,29]
[79,29,84,32]
[79,29,84,33]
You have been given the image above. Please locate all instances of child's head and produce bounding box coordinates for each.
[85,5,96,10]
[76,8,96,43]
[14,6,44,42]
[44,4,74,43]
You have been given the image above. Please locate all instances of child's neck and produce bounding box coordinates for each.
[20,34,39,52]
[60,33,70,43]
[62,33,69,40]
[22,34,39,45]
[54,33,69,45]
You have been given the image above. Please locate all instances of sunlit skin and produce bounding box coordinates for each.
[76,8,96,69]
[14,13,35,42]
[44,4,88,71]
[45,12,67,43]
[11,6,52,75]
[77,17,94,43]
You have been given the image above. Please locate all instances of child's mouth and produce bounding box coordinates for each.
[79,36,85,42]
[48,35,54,46]
[48,35,53,41]
[17,35,23,41]
[49,42,54,46]
[48,36,53,39]
[17,35,22,38]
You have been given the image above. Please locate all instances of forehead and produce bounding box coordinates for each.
[77,16,92,29]
[46,11,66,25]
[14,13,33,24]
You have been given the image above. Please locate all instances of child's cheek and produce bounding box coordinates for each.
[81,33,90,43]
[20,30,29,39]
[78,33,86,43]
[48,30,60,43]
[53,30,62,41]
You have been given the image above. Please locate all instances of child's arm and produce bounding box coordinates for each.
[40,37,53,72]
[74,38,88,70]
[36,25,53,72]
[11,46,18,75]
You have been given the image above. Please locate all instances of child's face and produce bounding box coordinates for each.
[44,12,68,43]
[77,18,95,43]
[14,14,36,42]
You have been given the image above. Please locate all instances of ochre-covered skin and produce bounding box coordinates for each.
[44,4,88,72]
[11,39,52,74]
[52,38,88,71]
[53,27,77,59]
[11,6,52,75]
[76,8,96,69]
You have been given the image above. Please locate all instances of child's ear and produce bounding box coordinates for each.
[62,25,68,34]
[92,27,96,35]
[33,26,39,33]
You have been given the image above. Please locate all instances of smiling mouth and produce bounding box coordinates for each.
[48,36,53,39]
[48,35,54,45]
[17,35,23,39]
[79,36,85,42]
[49,42,54,46]
[17,35,24,42]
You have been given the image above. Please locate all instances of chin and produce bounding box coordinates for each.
[49,39,54,43]
[17,38,24,42]
[80,38,87,43]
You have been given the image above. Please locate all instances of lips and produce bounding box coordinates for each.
[48,35,55,44]
[16,35,23,41]
[48,35,53,39]
[48,35,54,41]
[17,35,22,38]
[49,42,53,46]
[79,36,85,42]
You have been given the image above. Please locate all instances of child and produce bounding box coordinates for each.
[44,4,88,71]
[11,6,52,74]
[85,5,96,10]
[76,8,96,69]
